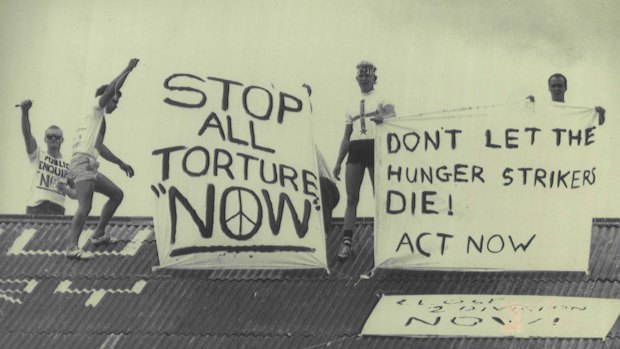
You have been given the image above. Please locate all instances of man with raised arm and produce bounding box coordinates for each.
[18,100,75,215]
[65,58,139,259]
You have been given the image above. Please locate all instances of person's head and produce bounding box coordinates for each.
[44,125,63,152]
[548,73,567,102]
[356,61,377,93]
[106,91,122,113]
[96,84,122,113]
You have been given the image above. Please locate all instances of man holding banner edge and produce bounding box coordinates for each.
[549,73,606,125]
[333,61,395,262]
[530,73,606,125]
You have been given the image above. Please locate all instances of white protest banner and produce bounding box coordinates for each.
[362,295,620,339]
[375,103,605,271]
[151,73,327,269]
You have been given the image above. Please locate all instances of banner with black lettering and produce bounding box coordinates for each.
[151,74,327,269]
[375,103,604,271]
[362,295,620,339]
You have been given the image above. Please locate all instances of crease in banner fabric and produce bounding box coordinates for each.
[151,73,327,269]
[374,102,607,271]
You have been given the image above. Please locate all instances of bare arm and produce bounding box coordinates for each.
[100,144,134,177]
[18,100,37,155]
[98,58,140,108]
[333,124,353,180]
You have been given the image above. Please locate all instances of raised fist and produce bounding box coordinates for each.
[128,58,139,69]
[18,99,33,111]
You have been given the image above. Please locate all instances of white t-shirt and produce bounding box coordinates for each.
[345,90,394,141]
[72,100,105,158]
[26,148,69,207]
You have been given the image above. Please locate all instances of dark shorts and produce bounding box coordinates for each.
[347,139,374,168]
[26,201,65,215]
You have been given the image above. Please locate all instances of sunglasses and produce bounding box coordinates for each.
[46,134,62,140]
[357,71,375,78]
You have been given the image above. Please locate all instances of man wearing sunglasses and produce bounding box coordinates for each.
[65,58,139,260]
[18,99,75,215]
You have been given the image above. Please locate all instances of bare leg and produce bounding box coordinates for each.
[68,180,95,249]
[343,163,366,232]
[92,173,124,238]
[368,164,375,194]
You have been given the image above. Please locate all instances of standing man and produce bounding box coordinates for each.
[332,61,395,262]
[18,100,75,215]
[65,58,139,259]
[547,73,606,125]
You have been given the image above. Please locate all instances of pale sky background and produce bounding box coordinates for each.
[1,0,619,218]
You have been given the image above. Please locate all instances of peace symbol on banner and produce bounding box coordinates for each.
[221,187,263,241]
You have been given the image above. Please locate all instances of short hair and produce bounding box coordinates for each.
[45,125,63,137]
[548,73,567,89]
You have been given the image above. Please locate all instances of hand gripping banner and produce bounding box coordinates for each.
[151,73,327,269]
[374,103,605,271]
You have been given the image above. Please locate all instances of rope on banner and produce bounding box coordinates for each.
[395,101,524,120]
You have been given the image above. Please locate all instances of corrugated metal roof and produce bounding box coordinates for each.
[0,214,617,348]
[1,334,618,349]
